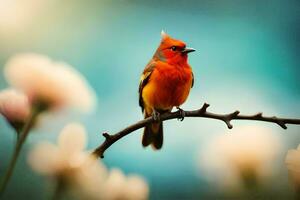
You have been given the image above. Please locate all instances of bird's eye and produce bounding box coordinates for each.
[170,46,177,51]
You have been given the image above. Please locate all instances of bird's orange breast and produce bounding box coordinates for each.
[142,63,193,111]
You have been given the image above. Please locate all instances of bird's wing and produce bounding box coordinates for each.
[139,61,156,112]
[191,72,194,88]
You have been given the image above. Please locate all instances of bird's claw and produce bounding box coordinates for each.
[152,110,160,122]
[177,107,185,121]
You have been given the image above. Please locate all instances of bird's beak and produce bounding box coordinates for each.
[181,47,196,54]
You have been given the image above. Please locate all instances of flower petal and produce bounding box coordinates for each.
[0,89,30,123]
[103,168,127,200]
[58,123,87,155]
[126,175,149,200]
[28,142,61,175]
[4,53,97,112]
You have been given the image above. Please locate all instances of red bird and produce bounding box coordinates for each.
[139,31,195,150]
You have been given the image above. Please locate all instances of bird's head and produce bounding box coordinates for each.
[153,31,195,65]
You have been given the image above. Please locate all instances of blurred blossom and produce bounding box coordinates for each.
[285,144,300,193]
[28,123,149,200]
[4,53,96,113]
[198,125,282,192]
[0,88,30,129]
[28,123,107,199]
[104,168,149,200]
[28,123,92,176]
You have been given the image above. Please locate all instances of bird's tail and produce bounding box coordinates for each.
[142,112,163,150]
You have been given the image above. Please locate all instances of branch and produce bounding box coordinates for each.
[92,103,300,158]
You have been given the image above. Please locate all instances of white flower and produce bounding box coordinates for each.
[285,144,300,189]
[126,175,149,200]
[28,123,91,175]
[0,89,30,124]
[103,168,149,200]
[4,53,96,112]
[28,123,149,200]
[28,123,107,199]
[198,125,282,192]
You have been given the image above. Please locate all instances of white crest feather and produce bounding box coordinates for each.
[161,30,168,39]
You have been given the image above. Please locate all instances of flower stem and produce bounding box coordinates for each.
[0,108,40,196]
[51,178,65,200]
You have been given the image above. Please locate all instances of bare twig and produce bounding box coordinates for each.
[92,103,300,158]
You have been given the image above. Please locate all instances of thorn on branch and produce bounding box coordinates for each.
[272,117,288,129]
[224,120,233,129]
[199,103,210,113]
[102,132,111,140]
[279,122,288,129]
[254,112,263,118]
[223,111,240,129]
[230,111,240,118]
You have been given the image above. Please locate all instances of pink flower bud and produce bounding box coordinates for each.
[0,89,30,124]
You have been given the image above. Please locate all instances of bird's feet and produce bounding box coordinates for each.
[152,109,161,122]
[176,107,185,121]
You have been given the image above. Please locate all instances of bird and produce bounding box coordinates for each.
[139,31,195,150]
